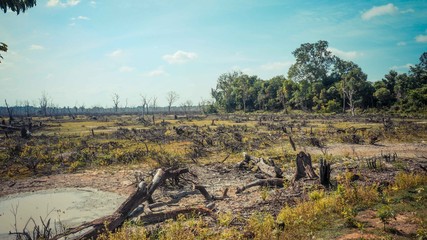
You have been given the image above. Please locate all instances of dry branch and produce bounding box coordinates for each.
[236,178,284,194]
[139,206,215,225]
[194,185,229,201]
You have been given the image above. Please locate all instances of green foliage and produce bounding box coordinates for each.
[377,205,396,230]
[392,172,427,191]
[210,44,426,114]
[246,212,276,240]
[0,0,36,14]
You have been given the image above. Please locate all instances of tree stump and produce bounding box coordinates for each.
[319,159,331,187]
[292,151,318,182]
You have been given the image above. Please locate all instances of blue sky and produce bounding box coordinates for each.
[1,0,426,107]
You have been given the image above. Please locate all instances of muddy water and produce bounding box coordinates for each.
[0,188,126,239]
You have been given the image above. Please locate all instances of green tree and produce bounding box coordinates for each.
[211,71,240,112]
[292,79,312,110]
[279,79,297,111]
[373,88,392,108]
[409,52,427,87]
[341,64,368,116]
[264,76,284,110]
[288,40,334,84]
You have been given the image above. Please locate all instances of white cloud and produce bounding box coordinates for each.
[119,66,134,72]
[77,16,90,20]
[144,67,168,77]
[390,63,413,70]
[107,49,123,58]
[361,3,398,20]
[90,1,96,7]
[163,50,197,64]
[400,9,414,14]
[261,61,293,70]
[328,47,362,60]
[415,34,427,43]
[397,41,406,46]
[29,44,45,50]
[47,0,80,7]
[47,0,60,7]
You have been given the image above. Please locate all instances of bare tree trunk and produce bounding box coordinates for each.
[319,159,331,187]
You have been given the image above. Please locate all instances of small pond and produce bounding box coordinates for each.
[0,188,126,239]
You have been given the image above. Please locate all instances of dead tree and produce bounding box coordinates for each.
[4,99,14,123]
[52,167,189,240]
[292,151,318,182]
[319,159,331,187]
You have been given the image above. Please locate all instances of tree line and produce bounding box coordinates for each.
[211,40,427,115]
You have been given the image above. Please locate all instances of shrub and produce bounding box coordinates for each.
[246,212,276,240]
[393,172,427,190]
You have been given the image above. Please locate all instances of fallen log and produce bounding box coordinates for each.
[52,167,189,240]
[236,153,283,178]
[139,206,215,225]
[236,178,284,194]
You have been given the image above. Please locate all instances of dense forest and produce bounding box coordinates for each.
[211,40,427,115]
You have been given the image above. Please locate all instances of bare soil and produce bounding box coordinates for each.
[1,142,426,239]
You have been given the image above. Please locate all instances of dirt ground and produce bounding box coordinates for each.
[1,142,426,239]
[307,142,427,158]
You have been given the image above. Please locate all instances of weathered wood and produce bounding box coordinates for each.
[52,167,189,240]
[319,159,331,187]
[292,151,318,183]
[257,158,283,178]
[236,178,284,194]
[194,185,228,201]
[237,153,283,178]
[289,136,296,151]
[139,207,215,225]
[194,185,212,201]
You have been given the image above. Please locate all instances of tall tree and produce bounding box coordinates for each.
[409,52,427,87]
[211,71,240,112]
[288,40,334,84]
[341,65,368,116]
[166,91,179,113]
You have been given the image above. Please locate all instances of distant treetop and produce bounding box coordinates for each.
[1,0,37,14]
